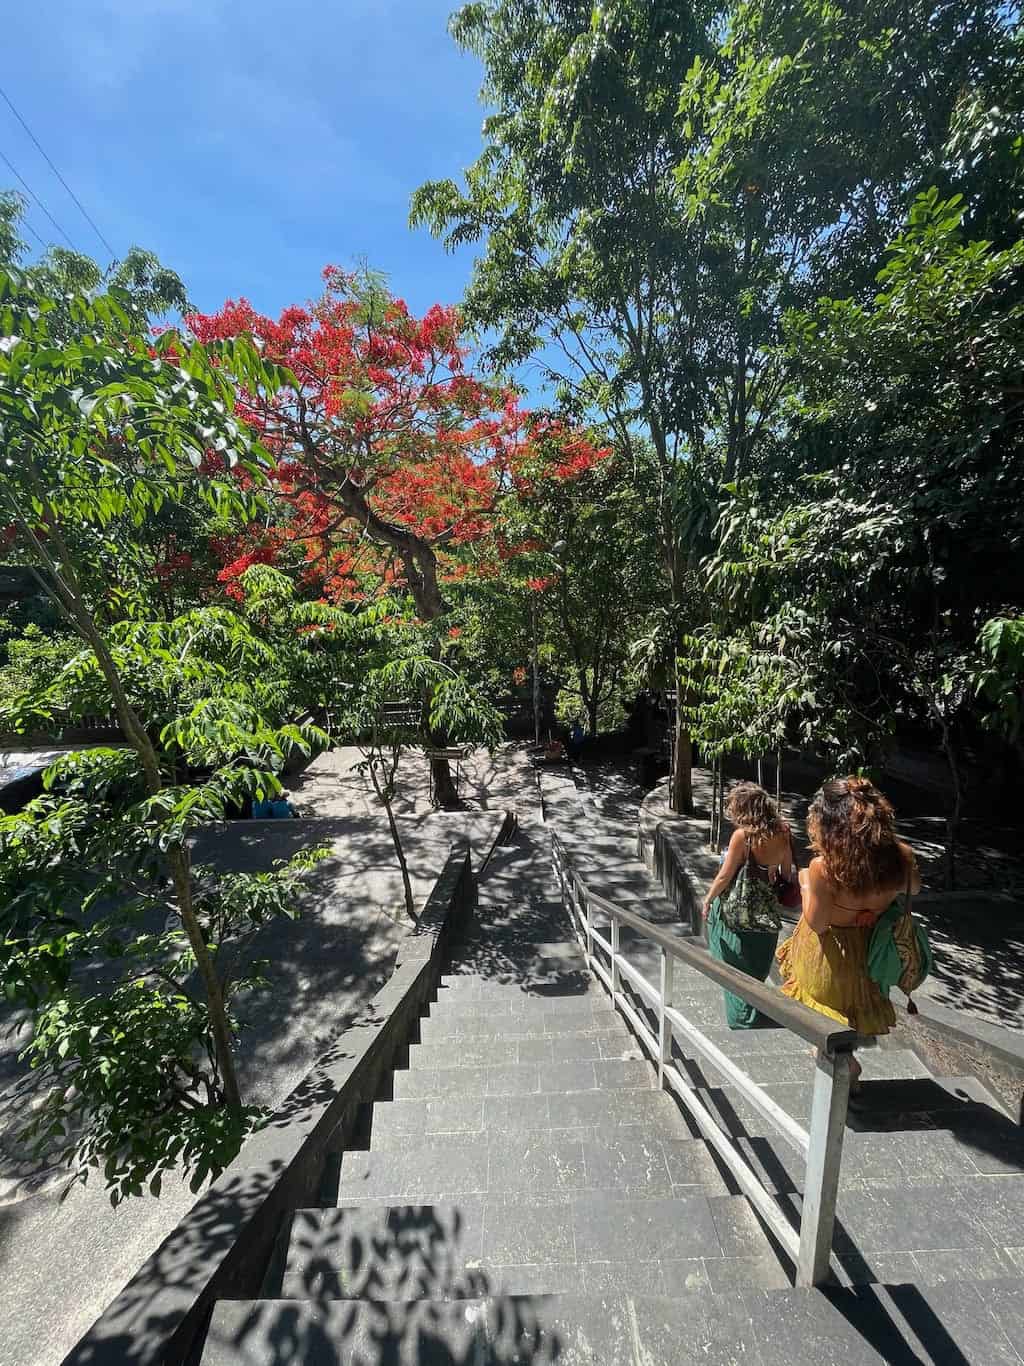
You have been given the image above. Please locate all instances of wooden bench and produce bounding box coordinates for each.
[423,745,472,802]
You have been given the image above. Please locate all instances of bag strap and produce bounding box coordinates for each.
[902,858,919,1014]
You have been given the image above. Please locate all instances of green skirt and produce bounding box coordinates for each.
[706,900,779,1029]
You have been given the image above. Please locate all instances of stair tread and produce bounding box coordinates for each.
[393,1056,655,1101]
[204,1277,1024,1364]
[369,1086,695,1144]
[337,1126,728,1202]
[418,1012,629,1042]
[281,1191,763,1300]
[406,1032,645,1072]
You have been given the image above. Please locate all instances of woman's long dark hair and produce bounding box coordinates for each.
[807,776,905,896]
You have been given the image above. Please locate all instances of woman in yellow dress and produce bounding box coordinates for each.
[777,776,920,1089]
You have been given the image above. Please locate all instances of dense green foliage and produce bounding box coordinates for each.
[1,0,1023,1202]
[0,264,335,1197]
[418,0,1024,868]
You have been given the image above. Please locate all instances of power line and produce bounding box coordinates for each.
[0,145,78,250]
[0,82,117,260]
[18,212,47,252]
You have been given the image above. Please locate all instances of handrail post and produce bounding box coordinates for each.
[583,887,593,967]
[658,948,674,1088]
[610,915,621,1006]
[797,1048,852,1286]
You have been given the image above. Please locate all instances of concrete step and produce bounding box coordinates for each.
[417,1008,629,1044]
[773,1175,1024,1264]
[203,1278,1024,1364]
[337,1130,736,1205]
[694,1072,1010,1142]
[436,970,597,999]
[369,1084,697,1147]
[461,910,575,941]
[429,993,617,1022]
[729,1124,990,1195]
[406,1031,644,1072]
[392,1057,655,1102]
[280,1190,770,1299]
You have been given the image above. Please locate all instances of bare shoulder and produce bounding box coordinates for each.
[728,827,748,852]
[806,856,829,886]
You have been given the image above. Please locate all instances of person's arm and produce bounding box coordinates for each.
[801,858,834,934]
[702,829,748,917]
[780,822,798,876]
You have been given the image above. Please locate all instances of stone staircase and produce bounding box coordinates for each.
[199,804,1024,1364]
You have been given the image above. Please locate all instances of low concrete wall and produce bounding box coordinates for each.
[63,844,475,1366]
[637,779,718,941]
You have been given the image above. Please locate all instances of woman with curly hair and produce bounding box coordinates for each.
[777,776,921,1085]
[702,782,796,1029]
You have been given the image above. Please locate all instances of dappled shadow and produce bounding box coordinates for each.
[907,900,1024,1031]
[62,1160,288,1366]
[442,824,592,998]
[571,758,646,831]
[283,745,530,821]
[188,819,410,1112]
[204,1202,564,1364]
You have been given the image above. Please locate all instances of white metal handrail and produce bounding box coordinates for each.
[551,831,856,1287]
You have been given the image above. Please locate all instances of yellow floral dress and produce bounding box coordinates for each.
[776,916,896,1035]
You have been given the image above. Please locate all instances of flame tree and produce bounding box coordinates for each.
[191,267,608,803]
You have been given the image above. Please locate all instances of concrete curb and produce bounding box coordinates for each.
[62,844,475,1366]
[897,991,1024,1074]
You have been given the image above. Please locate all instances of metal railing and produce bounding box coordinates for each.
[551,831,859,1287]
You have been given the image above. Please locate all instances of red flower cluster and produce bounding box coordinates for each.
[152,551,194,581]
[215,544,279,601]
[190,272,610,608]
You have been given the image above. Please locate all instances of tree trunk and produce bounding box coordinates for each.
[330,473,461,807]
[531,600,541,745]
[587,691,599,739]
[370,762,417,922]
[429,752,459,808]
[14,499,244,1107]
[672,725,693,814]
[938,719,962,891]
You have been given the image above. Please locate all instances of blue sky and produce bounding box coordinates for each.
[3,0,486,318]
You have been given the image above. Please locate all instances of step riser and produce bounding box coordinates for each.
[393,1058,655,1102]
[418,1014,628,1043]
[407,1034,644,1071]
[430,997,618,1021]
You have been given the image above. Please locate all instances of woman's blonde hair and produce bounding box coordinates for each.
[807,776,905,896]
[725,782,784,844]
